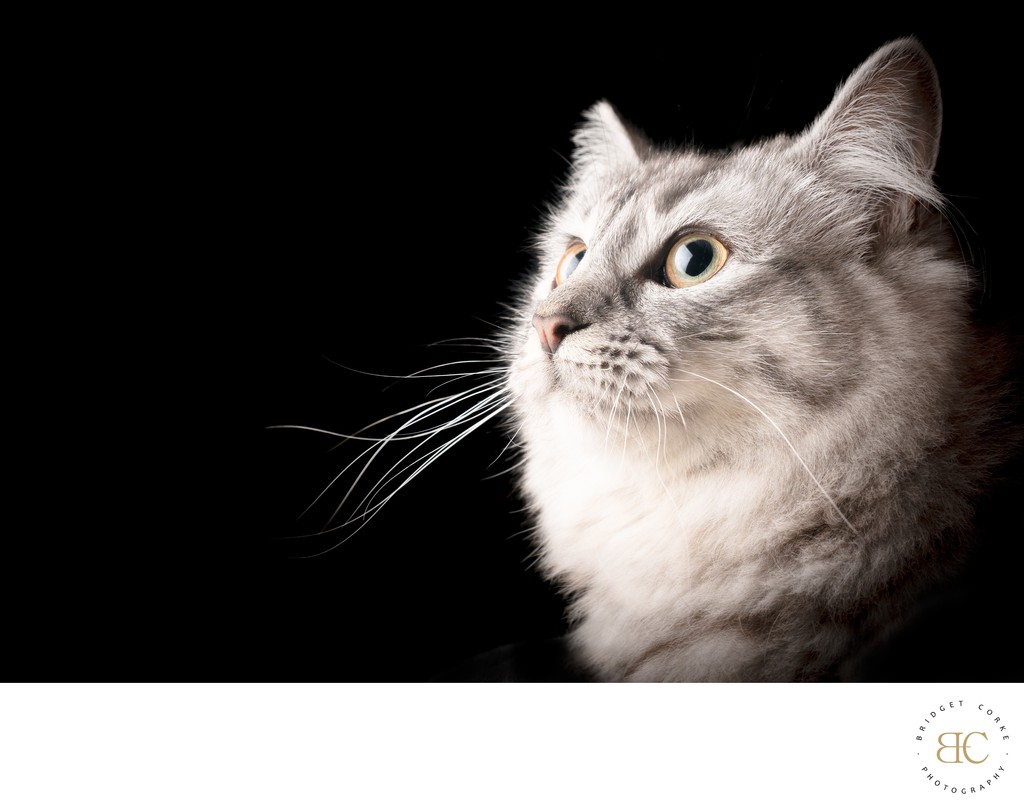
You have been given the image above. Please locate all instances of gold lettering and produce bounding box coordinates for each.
[962,731,988,764]
[937,732,963,763]
[935,731,989,764]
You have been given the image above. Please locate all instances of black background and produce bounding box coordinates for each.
[22,24,1020,682]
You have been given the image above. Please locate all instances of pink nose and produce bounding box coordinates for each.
[533,313,581,354]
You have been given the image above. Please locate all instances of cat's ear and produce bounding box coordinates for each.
[571,101,650,178]
[797,37,944,230]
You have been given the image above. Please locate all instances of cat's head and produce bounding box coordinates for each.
[508,38,965,463]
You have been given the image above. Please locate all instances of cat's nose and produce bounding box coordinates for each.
[533,313,583,355]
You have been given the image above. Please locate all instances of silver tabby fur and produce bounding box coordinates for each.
[506,38,1015,680]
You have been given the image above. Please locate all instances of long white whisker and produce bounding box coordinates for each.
[605,374,630,449]
[325,358,503,383]
[279,397,513,555]
[352,388,509,507]
[428,336,507,348]
[269,380,502,445]
[304,383,505,521]
[338,399,513,534]
[328,388,509,526]
[670,392,688,436]
[642,384,666,474]
[482,454,528,481]
[488,407,525,471]
[622,398,633,463]
[425,369,506,398]
[329,379,505,446]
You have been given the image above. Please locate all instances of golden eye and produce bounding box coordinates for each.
[555,242,587,286]
[663,234,729,288]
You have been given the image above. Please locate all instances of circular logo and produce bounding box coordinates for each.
[913,700,1012,796]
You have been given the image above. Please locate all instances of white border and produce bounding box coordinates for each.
[1,683,1020,808]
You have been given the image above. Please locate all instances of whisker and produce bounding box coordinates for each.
[605,374,630,449]
[337,399,514,536]
[428,336,507,348]
[277,393,513,555]
[622,399,633,462]
[670,392,688,435]
[301,383,506,521]
[641,384,664,475]
[482,454,529,481]
[334,356,501,396]
[424,370,507,398]
[328,387,510,524]
[269,381,502,446]
[488,412,526,471]
[669,368,858,533]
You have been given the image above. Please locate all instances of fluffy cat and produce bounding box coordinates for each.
[300,38,1018,681]
[501,37,1017,681]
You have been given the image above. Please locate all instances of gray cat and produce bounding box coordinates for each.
[505,37,1018,681]
[314,38,1018,681]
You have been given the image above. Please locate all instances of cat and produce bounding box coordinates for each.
[301,37,1020,681]
[501,36,1021,682]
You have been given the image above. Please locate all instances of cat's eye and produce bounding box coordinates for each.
[555,243,587,286]
[663,234,729,288]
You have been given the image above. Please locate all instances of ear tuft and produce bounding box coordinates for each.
[571,101,649,178]
[800,37,944,213]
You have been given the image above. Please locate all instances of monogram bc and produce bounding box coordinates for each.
[936,732,988,764]
[914,700,1012,796]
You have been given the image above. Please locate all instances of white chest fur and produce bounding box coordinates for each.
[519,400,786,611]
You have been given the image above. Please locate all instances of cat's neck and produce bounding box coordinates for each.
[518,401,818,581]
